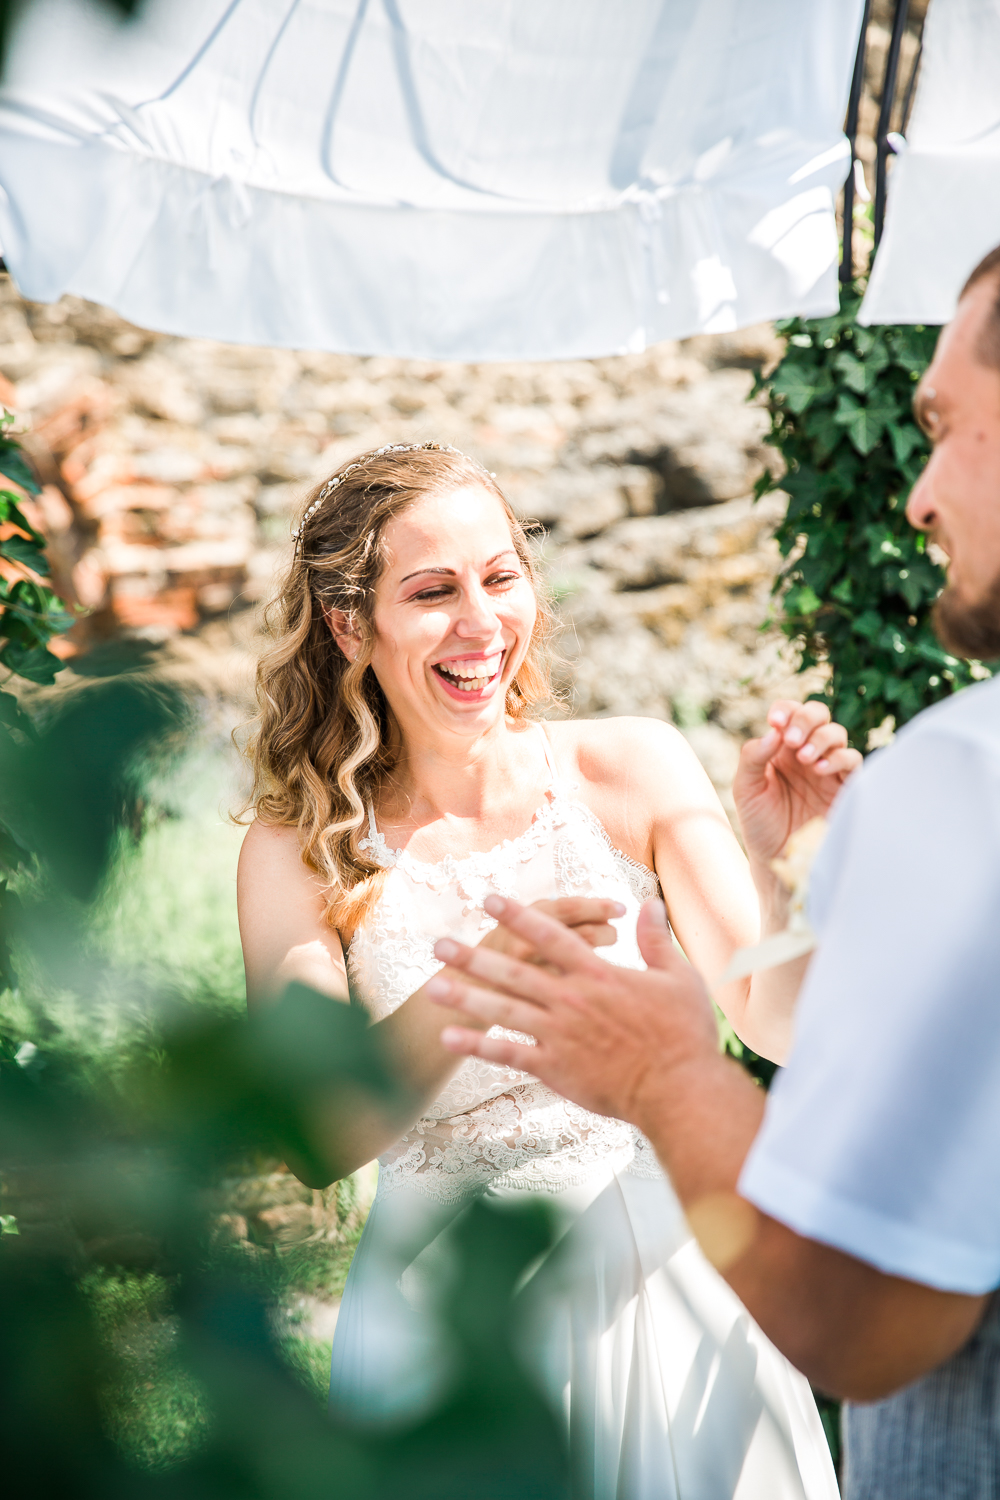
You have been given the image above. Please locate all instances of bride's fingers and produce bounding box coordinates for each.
[428,973,543,1037]
[573,921,618,948]
[764,709,860,782]
[767,698,811,732]
[440,1023,538,1071]
[812,745,863,779]
[536,897,625,927]
[790,721,846,765]
[768,699,831,748]
[483,895,606,976]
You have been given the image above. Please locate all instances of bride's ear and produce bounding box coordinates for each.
[323,606,362,663]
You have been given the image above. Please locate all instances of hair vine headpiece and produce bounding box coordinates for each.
[291,441,498,545]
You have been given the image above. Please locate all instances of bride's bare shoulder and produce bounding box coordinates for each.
[546,716,698,791]
[238,820,313,884]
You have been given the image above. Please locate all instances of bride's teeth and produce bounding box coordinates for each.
[449,659,500,679]
[436,654,502,686]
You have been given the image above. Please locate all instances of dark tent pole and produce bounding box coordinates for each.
[841,0,872,285]
[874,0,911,250]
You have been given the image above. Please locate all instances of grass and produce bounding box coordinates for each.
[83,1267,340,1471]
[278,1335,336,1406]
[93,738,249,1012]
[0,732,248,1071]
[85,1270,210,1471]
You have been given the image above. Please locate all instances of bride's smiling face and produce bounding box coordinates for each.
[361,484,537,738]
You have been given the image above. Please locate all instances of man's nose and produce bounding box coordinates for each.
[906,467,937,533]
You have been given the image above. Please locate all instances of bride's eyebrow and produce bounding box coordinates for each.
[399,549,518,584]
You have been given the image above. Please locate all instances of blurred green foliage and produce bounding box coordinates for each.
[716,1012,777,1092]
[753,286,994,749]
[0,675,570,1497]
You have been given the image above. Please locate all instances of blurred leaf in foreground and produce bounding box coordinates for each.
[0,663,569,1495]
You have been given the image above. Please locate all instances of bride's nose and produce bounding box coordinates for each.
[453,578,501,639]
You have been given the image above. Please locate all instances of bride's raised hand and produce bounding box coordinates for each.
[732,699,862,867]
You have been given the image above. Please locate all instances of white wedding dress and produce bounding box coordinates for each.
[330,727,839,1500]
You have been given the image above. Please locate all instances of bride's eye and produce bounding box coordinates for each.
[412,585,453,603]
[486,571,521,590]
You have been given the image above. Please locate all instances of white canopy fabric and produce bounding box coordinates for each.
[0,0,863,360]
[860,0,1000,328]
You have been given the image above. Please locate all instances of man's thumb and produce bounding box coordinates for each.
[636,898,678,970]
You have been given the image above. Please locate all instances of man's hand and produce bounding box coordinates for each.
[429,893,719,1127]
[431,890,990,1403]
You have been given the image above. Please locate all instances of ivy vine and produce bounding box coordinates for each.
[0,410,76,989]
[753,286,991,748]
[0,412,74,685]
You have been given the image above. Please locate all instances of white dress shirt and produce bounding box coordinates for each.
[741,673,1000,1294]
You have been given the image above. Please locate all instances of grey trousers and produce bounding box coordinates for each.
[843,1294,1000,1499]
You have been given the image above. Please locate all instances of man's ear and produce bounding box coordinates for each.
[323,607,362,662]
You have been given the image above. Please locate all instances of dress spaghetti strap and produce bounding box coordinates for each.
[535,721,563,793]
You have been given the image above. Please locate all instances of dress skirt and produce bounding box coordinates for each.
[330,1165,839,1500]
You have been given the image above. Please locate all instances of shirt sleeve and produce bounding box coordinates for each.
[739,718,1000,1293]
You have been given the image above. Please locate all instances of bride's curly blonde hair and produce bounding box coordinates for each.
[243,442,555,934]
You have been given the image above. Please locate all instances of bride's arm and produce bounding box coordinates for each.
[237,820,489,1176]
[598,723,776,1052]
[237,821,622,1180]
[572,716,854,1065]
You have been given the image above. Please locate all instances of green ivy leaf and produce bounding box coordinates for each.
[771,362,830,415]
[858,667,886,697]
[852,610,883,641]
[812,314,844,345]
[806,410,845,459]
[833,345,890,395]
[839,391,902,456]
[895,570,926,611]
[887,422,925,467]
[0,442,40,496]
[0,640,63,685]
[1,534,51,576]
[786,584,823,617]
[862,527,901,566]
[832,352,866,395]
[852,327,879,356]
[890,325,939,375]
[0,493,45,544]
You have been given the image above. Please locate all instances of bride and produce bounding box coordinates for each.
[237,441,854,1499]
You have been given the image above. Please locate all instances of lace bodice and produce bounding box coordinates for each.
[347,727,665,1205]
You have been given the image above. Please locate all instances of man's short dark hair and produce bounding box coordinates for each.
[959,245,1000,370]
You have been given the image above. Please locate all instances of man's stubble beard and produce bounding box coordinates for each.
[932,574,1000,660]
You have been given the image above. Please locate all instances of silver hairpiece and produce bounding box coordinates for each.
[291,440,493,544]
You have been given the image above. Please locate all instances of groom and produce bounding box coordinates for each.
[429,245,1000,1496]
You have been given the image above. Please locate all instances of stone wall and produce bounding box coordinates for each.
[0,281,825,817]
